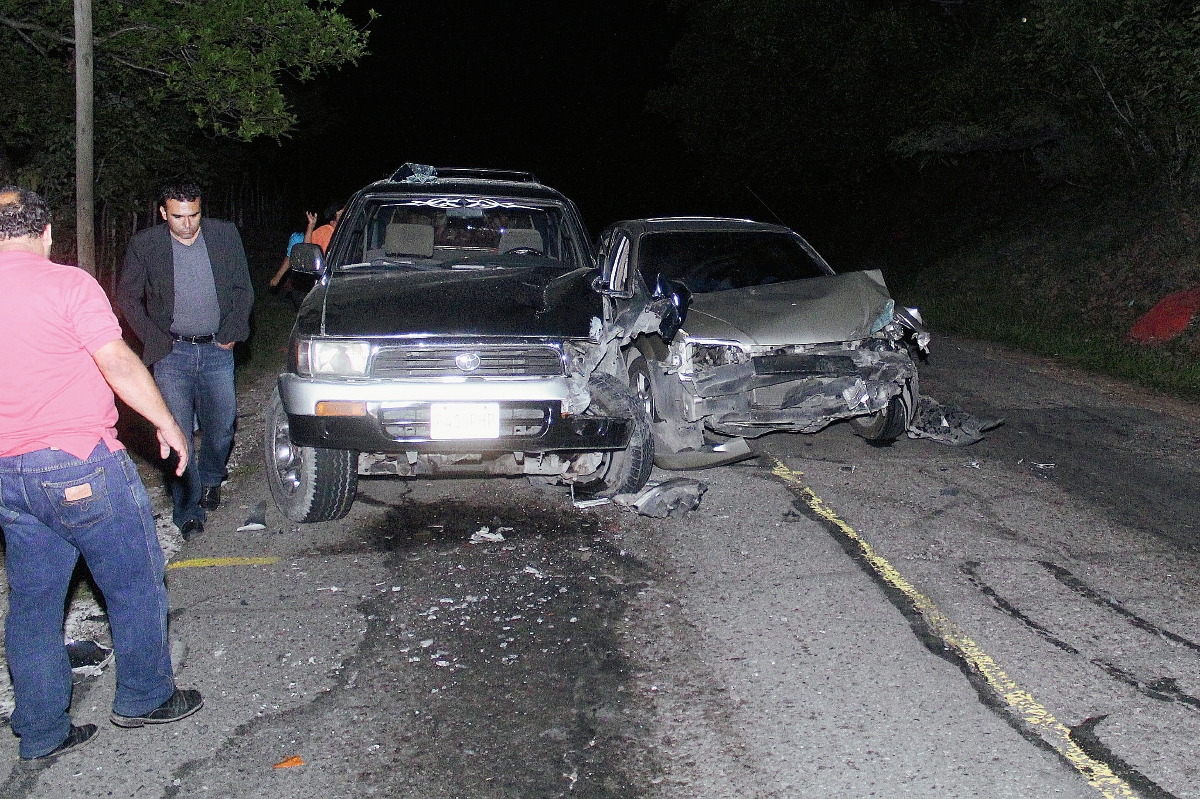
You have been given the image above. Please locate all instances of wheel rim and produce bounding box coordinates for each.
[631,364,654,420]
[270,411,303,496]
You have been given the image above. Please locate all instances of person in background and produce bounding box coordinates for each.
[269,210,317,308]
[311,201,344,253]
[116,180,254,541]
[0,187,203,767]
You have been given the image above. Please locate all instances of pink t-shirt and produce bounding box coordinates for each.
[0,251,125,459]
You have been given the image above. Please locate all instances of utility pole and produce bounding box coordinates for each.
[74,0,95,275]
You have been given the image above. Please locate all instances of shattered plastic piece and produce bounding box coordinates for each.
[237,500,268,531]
[470,527,506,544]
[523,566,547,579]
[1032,462,1056,470]
[908,394,1003,446]
[614,478,708,518]
[273,755,305,769]
[66,639,113,678]
[573,498,611,509]
[964,461,981,469]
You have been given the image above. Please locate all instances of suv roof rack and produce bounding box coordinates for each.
[389,163,539,184]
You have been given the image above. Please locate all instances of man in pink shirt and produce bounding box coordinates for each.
[0,187,204,767]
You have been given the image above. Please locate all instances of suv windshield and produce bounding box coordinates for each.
[337,196,585,270]
[638,231,830,293]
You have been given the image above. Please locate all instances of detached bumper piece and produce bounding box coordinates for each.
[287,400,631,453]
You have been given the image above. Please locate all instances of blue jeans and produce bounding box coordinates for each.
[0,442,175,758]
[153,341,237,527]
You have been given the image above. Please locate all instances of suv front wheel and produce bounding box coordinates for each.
[265,387,359,522]
[572,373,654,497]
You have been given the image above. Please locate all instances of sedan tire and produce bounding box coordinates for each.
[850,390,909,445]
[265,387,359,522]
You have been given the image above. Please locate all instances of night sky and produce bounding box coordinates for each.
[281,1,705,234]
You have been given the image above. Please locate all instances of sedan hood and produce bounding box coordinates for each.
[681,270,892,346]
[307,266,603,339]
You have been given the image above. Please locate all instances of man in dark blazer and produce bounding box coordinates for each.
[117,181,254,539]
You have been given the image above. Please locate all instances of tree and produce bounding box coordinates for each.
[0,0,370,266]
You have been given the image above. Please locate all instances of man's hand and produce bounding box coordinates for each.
[92,339,190,474]
[216,341,235,350]
[306,211,317,229]
[156,424,190,476]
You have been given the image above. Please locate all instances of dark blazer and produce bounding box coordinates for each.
[117,219,255,366]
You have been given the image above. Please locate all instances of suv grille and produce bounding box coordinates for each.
[371,345,564,378]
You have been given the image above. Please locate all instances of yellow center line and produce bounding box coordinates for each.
[769,456,1138,799]
[168,556,281,570]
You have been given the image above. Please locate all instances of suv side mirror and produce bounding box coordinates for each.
[654,275,691,342]
[289,243,325,276]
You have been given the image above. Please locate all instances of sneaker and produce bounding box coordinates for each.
[180,519,204,541]
[110,688,204,728]
[19,724,98,769]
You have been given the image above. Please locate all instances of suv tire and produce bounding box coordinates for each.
[574,373,654,497]
[265,387,358,522]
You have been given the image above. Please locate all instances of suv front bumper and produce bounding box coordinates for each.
[277,374,630,453]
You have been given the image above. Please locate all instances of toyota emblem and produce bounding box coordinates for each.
[455,352,482,372]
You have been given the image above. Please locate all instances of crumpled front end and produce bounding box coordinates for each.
[656,337,920,438]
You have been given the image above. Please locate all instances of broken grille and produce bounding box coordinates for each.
[371,345,564,378]
[752,354,858,377]
[379,403,552,440]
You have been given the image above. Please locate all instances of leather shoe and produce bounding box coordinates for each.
[19,724,97,769]
[110,688,204,728]
[199,485,221,511]
[180,519,204,540]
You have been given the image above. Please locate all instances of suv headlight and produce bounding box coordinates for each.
[295,339,372,377]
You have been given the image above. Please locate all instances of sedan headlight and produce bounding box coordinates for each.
[687,340,749,372]
[295,339,372,377]
[877,305,931,353]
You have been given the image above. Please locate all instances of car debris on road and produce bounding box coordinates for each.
[615,478,708,518]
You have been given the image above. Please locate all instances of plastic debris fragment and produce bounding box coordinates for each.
[273,755,305,769]
[908,394,1003,446]
[237,500,267,531]
[66,639,113,678]
[614,478,708,518]
[470,527,506,544]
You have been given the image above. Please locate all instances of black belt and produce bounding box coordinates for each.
[172,333,216,344]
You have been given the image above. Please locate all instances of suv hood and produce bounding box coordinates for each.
[681,270,892,346]
[309,266,603,339]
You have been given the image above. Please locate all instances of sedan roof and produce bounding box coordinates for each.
[607,217,796,236]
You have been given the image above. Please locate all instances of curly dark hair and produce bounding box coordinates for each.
[157,180,203,210]
[0,186,52,241]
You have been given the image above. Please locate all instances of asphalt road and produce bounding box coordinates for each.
[1,336,1198,799]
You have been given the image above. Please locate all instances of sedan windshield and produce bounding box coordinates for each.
[337,197,586,270]
[638,231,831,293]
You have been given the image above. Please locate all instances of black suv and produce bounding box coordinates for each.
[266,165,663,522]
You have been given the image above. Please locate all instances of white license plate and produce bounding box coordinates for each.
[429,403,501,439]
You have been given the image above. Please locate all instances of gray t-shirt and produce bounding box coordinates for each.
[170,228,221,337]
